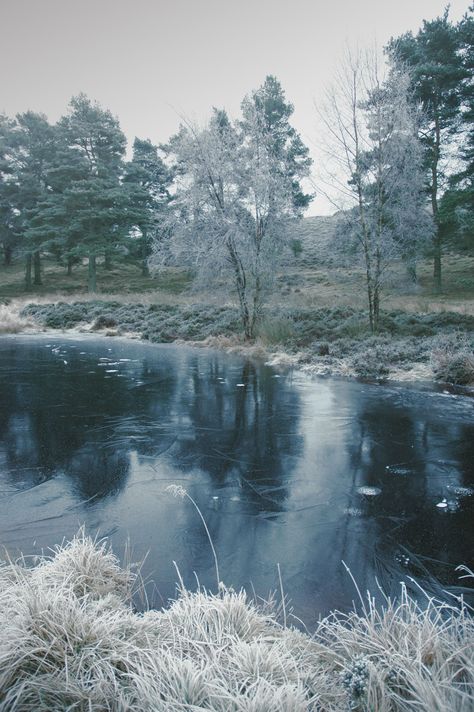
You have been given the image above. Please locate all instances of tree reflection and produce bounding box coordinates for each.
[170,357,302,512]
[0,341,181,500]
[343,385,474,591]
[0,341,302,511]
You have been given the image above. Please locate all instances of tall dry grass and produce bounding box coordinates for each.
[0,533,473,711]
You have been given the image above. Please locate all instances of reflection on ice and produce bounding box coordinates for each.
[448,485,474,497]
[0,335,473,625]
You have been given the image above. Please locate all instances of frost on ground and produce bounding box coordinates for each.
[0,303,36,334]
[0,534,473,711]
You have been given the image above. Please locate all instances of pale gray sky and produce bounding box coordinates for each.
[0,0,470,214]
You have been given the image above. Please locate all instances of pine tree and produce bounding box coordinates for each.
[388,9,468,291]
[7,112,59,288]
[439,7,474,252]
[58,94,128,290]
[123,138,172,275]
[24,127,90,277]
[154,78,312,339]
[0,115,18,267]
[242,75,312,212]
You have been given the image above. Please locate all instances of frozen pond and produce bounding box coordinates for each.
[0,335,473,626]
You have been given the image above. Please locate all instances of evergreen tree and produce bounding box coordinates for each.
[154,78,312,339]
[0,115,18,267]
[123,138,172,275]
[242,75,312,212]
[7,112,59,287]
[58,95,128,290]
[439,6,474,251]
[388,9,468,291]
[24,127,90,277]
[237,76,313,333]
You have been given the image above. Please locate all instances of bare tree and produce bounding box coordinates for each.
[317,50,433,332]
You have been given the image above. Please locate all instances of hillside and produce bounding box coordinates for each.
[290,214,342,266]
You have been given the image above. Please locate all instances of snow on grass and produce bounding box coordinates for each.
[0,533,473,710]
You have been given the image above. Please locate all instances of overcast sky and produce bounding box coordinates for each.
[0,0,470,214]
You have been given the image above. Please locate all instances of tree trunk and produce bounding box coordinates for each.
[367,281,374,334]
[33,251,42,285]
[88,254,97,293]
[431,110,442,293]
[405,257,417,284]
[141,230,150,276]
[433,232,442,293]
[373,287,380,333]
[3,244,12,267]
[227,237,252,339]
[250,274,262,339]
[104,251,112,270]
[25,254,32,290]
[67,256,74,276]
[239,287,252,340]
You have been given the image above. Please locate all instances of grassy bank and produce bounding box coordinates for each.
[0,534,472,711]
[14,299,474,385]
[1,248,473,386]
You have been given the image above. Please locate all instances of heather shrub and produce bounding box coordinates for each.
[431,334,474,385]
[351,348,390,380]
[91,314,118,330]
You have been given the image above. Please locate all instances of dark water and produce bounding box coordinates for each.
[0,335,473,627]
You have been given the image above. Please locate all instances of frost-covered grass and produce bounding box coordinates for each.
[0,303,35,334]
[0,534,473,711]
[431,334,474,386]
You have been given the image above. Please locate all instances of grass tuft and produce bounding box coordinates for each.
[0,535,473,710]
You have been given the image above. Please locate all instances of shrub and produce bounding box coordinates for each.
[313,340,330,356]
[351,348,390,380]
[0,304,34,333]
[431,335,474,385]
[290,238,303,257]
[91,314,118,330]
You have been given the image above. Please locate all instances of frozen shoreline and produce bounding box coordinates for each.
[2,297,474,393]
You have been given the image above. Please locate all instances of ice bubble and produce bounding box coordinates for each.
[357,486,382,496]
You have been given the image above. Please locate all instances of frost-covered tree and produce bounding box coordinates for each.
[153,78,311,338]
[318,51,433,332]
